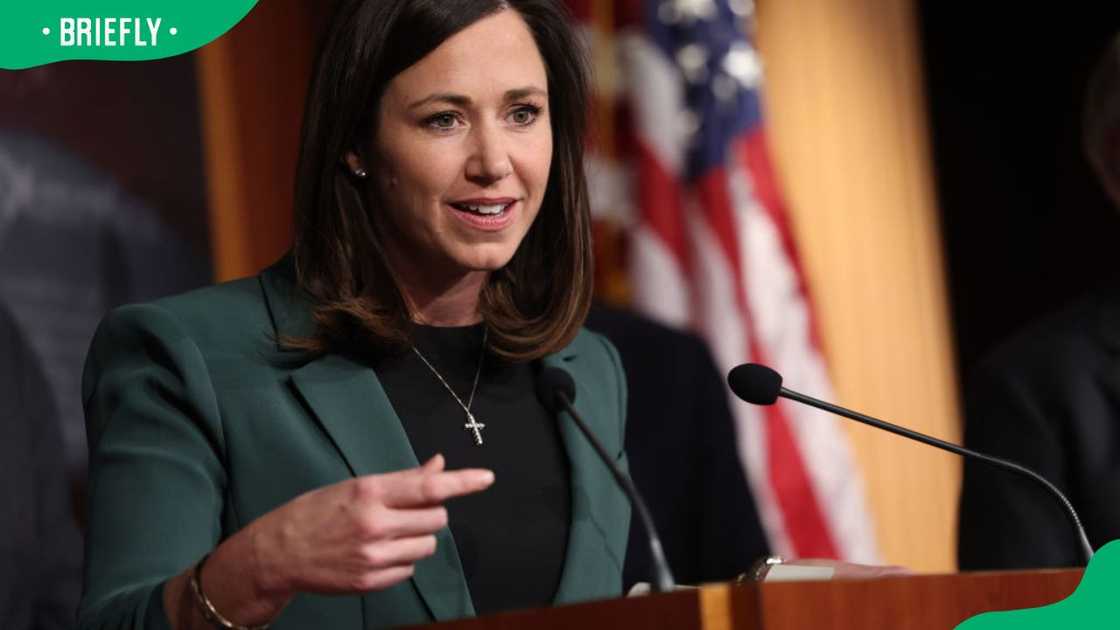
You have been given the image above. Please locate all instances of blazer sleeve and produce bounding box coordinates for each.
[80,303,227,630]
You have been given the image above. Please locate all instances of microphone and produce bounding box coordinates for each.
[536,366,676,593]
[727,363,1095,564]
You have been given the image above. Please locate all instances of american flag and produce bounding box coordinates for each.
[572,0,879,562]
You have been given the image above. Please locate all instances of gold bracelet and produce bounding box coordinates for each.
[189,552,271,630]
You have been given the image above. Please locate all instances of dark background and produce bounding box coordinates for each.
[0,57,211,477]
[920,4,1120,377]
[0,56,212,256]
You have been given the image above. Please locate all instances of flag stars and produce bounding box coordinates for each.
[680,109,702,140]
[728,0,755,18]
[659,0,717,25]
[722,43,762,89]
[676,43,709,83]
[712,74,740,104]
[674,0,718,20]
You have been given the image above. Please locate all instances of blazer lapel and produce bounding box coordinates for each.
[289,357,476,622]
[262,258,620,614]
[262,260,475,623]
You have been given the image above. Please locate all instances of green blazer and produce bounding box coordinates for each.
[79,260,631,629]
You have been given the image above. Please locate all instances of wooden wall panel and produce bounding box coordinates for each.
[197,0,321,281]
[755,0,962,571]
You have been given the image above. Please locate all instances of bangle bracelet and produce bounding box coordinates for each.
[189,552,271,630]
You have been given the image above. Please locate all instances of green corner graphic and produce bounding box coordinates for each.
[0,1,258,69]
[958,539,1120,629]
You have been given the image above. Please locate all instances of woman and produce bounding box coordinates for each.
[79,1,630,628]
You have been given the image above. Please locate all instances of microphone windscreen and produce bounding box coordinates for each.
[727,363,783,405]
[536,366,577,412]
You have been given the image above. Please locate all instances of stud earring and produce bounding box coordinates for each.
[353,167,368,179]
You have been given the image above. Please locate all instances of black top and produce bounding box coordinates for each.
[374,324,571,615]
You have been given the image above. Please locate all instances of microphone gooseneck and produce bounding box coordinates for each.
[726,362,1095,564]
[536,367,676,593]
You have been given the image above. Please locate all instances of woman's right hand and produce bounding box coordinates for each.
[250,453,494,596]
[167,454,493,629]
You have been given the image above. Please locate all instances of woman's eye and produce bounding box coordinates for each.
[509,105,540,126]
[426,113,460,130]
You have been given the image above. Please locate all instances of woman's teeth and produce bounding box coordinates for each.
[454,203,507,215]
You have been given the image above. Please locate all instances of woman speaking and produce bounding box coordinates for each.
[79,1,630,628]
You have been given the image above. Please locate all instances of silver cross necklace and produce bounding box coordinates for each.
[411,327,488,446]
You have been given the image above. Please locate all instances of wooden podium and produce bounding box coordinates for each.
[409,569,1082,630]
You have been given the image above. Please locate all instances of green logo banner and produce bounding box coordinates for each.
[0,1,258,69]
[958,539,1120,629]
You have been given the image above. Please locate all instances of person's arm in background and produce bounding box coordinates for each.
[590,304,770,587]
[958,350,1081,570]
[689,335,771,579]
[0,302,82,630]
[29,365,84,629]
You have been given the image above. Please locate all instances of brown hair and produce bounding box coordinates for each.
[289,0,592,361]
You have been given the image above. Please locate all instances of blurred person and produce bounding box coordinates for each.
[586,305,770,588]
[0,298,82,629]
[958,33,1120,569]
[80,2,630,629]
[1,66,211,479]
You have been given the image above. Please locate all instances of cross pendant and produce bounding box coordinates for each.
[464,411,486,446]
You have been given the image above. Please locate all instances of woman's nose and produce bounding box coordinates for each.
[465,124,513,184]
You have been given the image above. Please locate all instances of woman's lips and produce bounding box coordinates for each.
[446,199,518,231]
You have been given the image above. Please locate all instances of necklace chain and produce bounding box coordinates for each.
[411,327,488,446]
